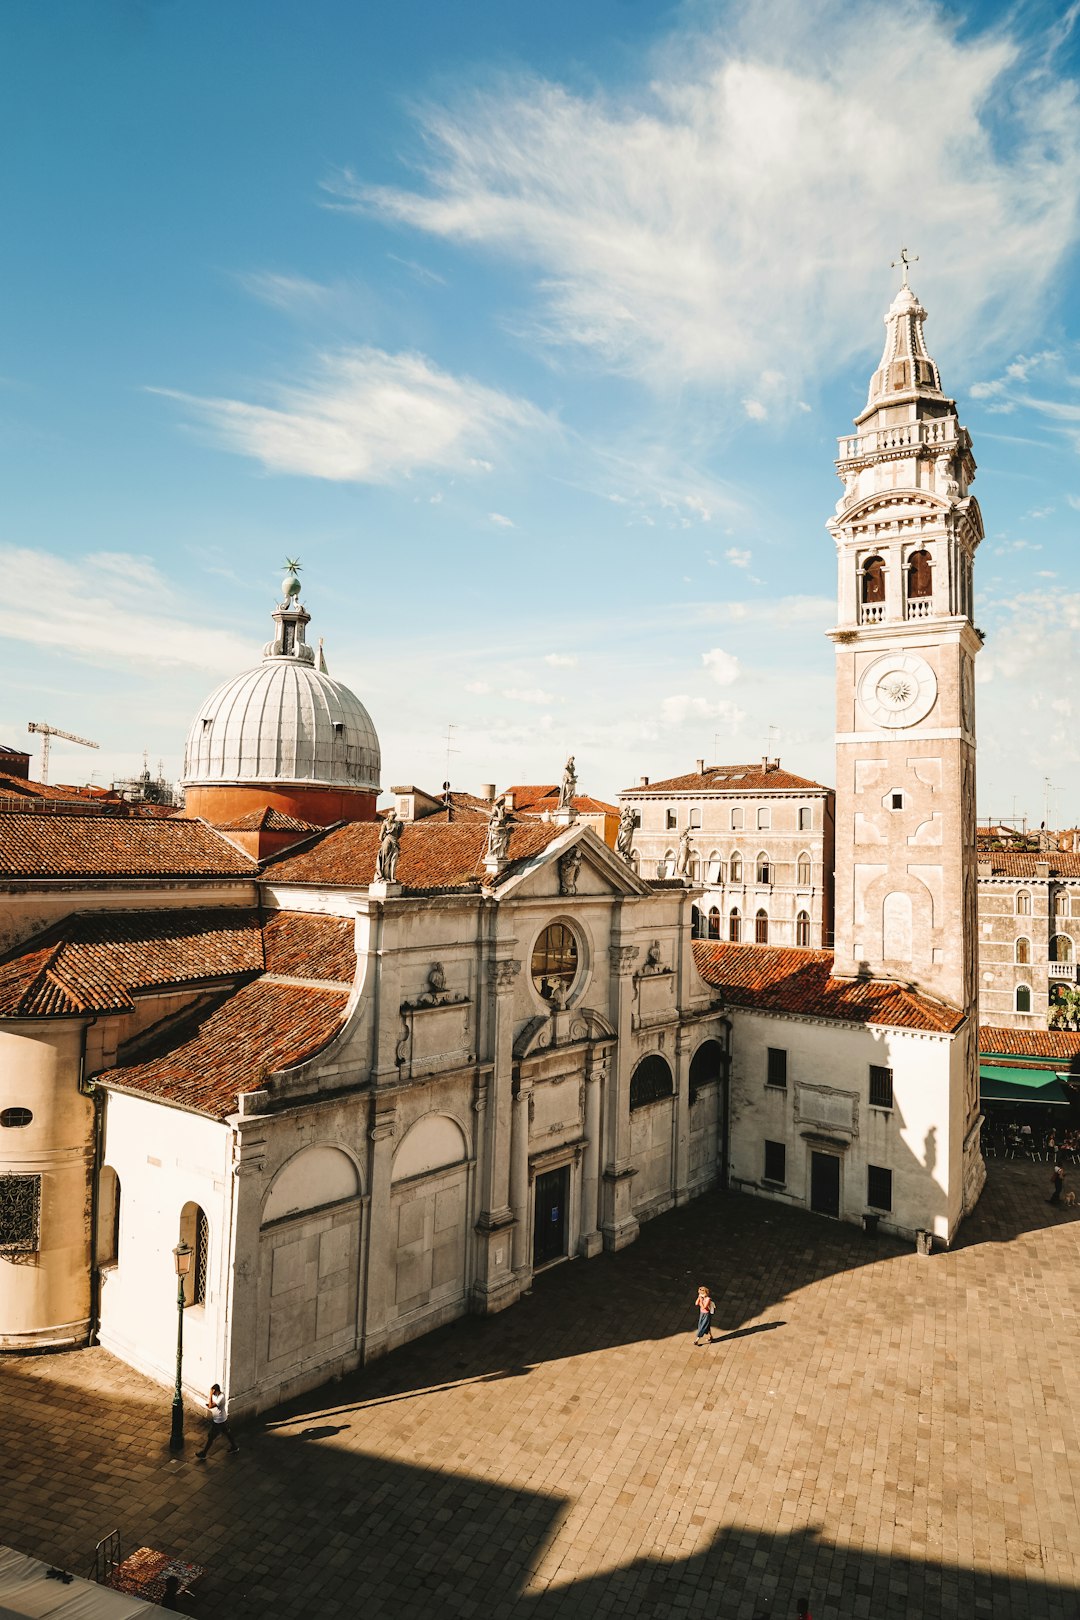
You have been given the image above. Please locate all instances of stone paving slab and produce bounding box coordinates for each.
[3,1162,1080,1617]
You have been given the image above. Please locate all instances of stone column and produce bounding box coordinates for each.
[601,944,640,1251]
[360,1103,398,1360]
[578,1050,606,1258]
[673,1028,693,1205]
[471,957,521,1314]
[509,1076,532,1273]
[885,544,903,622]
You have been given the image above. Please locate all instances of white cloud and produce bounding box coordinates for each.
[725,547,752,569]
[544,653,579,668]
[970,352,1058,399]
[1067,494,1080,510]
[742,399,768,422]
[702,647,740,686]
[465,679,492,694]
[235,270,333,310]
[709,595,833,625]
[154,349,549,484]
[0,545,253,673]
[661,695,746,729]
[340,3,1080,395]
[488,512,515,527]
[992,539,1042,553]
[504,686,557,704]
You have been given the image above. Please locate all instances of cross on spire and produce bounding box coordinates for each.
[891,246,919,288]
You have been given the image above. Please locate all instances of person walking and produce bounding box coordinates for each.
[795,1601,813,1619]
[195,1383,239,1459]
[1049,1162,1066,1205]
[693,1285,715,1345]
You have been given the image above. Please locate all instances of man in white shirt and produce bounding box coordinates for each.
[195,1383,239,1460]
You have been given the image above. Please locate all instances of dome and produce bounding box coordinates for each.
[183,661,381,793]
[182,572,381,799]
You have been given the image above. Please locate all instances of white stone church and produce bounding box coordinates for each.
[0,266,984,1415]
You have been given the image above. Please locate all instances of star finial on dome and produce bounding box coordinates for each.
[281,558,303,602]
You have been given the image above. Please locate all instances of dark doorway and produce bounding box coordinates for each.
[533,1166,569,1266]
[809,1151,841,1217]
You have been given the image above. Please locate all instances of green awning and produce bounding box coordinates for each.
[980,1064,1071,1106]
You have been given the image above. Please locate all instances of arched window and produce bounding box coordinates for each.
[179,1202,209,1307]
[1015,984,1032,1014]
[798,806,812,831]
[691,905,703,938]
[630,1053,674,1110]
[729,853,742,884]
[728,908,741,943]
[1016,891,1031,916]
[688,1039,726,1106]
[531,923,579,1001]
[796,911,810,948]
[907,549,932,599]
[708,906,721,940]
[1015,936,1031,965]
[862,556,886,603]
[708,852,723,884]
[1051,934,1073,964]
[730,807,744,831]
[756,852,771,884]
[1054,891,1069,917]
[98,1168,121,1268]
[797,852,811,886]
[755,909,769,945]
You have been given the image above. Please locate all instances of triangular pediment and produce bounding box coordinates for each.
[489,823,652,902]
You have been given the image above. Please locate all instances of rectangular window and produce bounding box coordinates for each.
[766,1047,788,1089]
[689,807,701,829]
[665,808,677,830]
[757,807,770,830]
[799,806,812,831]
[869,1065,894,1109]
[0,1173,41,1252]
[891,793,904,811]
[763,1140,786,1184]
[731,807,744,830]
[867,1164,893,1210]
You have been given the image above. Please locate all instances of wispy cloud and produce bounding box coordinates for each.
[154,348,550,483]
[702,647,740,686]
[235,270,334,310]
[488,511,515,527]
[504,686,557,705]
[1,546,253,672]
[544,652,578,668]
[337,1,1080,397]
[660,694,746,729]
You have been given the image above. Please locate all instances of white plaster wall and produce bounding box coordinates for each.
[630,1097,675,1215]
[0,1021,93,1348]
[727,1010,957,1241]
[98,1090,234,1401]
[0,881,258,957]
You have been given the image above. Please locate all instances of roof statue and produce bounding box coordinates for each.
[558,754,577,811]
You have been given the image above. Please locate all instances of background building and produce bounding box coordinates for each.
[976,851,1080,1028]
[619,761,835,950]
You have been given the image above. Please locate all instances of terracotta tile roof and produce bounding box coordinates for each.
[262,910,355,983]
[503,785,618,816]
[0,773,85,802]
[978,852,1080,879]
[622,765,830,796]
[94,979,349,1119]
[503,784,558,809]
[0,909,264,1017]
[264,818,564,892]
[692,940,962,1033]
[212,808,326,833]
[0,811,257,879]
[980,1026,1080,1061]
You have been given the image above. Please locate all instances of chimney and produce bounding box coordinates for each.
[762,756,769,773]
[639,776,649,787]
[504,792,515,810]
[480,783,496,801]
[695,758,705,774]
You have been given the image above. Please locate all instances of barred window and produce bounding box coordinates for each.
[629,1054,674,1111]
[0,1173,41,1252]
[0,1108,33,1128]
[869,1065,894,1109]
[763,1140,786,1183]
[867,1164,893,1211]
[766,1047,788,1089]
[179,1202,209,1307]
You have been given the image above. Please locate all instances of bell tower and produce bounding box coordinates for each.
[827,254,982,1015]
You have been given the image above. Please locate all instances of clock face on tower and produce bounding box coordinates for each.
[857,652,938,728]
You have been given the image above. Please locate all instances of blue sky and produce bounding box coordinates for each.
[3,0,1080,822]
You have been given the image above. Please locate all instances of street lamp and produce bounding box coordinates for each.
[170,1239,192,1452]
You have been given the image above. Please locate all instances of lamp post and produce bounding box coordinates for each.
[170,1239,192,1452]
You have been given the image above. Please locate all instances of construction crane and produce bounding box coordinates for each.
[27,722,99,785]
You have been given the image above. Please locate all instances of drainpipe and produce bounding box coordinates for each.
[77,1019,102,1344]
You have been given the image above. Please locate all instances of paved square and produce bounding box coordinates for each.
[4,1163,1080,1618]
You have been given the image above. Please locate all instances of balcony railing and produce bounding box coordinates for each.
[905,597,933,620]
[1049,962,1075,980]
[859,602,885,625]
[838,419,957,462]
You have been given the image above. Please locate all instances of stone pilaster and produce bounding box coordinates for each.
[601,943,639,1251]
[578,1052,606,1258]
[471,957,521,1313]
[509,1076,532,1273]
[672,1028,692,1205]
[360,1104,398,1357]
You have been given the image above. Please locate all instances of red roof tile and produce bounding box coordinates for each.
[0,909,265,1017]
[94,980,349,1119]
[692,940,962,1033]
[622,765,830,795]
[213,808,326,833]
[263,910,355,983]
[980,1026,1080,1061]
[0,811,257,879]
[978,853,1080,879]
[264,818,563,892]
[502,785,618,816]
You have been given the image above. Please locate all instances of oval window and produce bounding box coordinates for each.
[531,923,579,1002]
[0,1107,33,1128]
